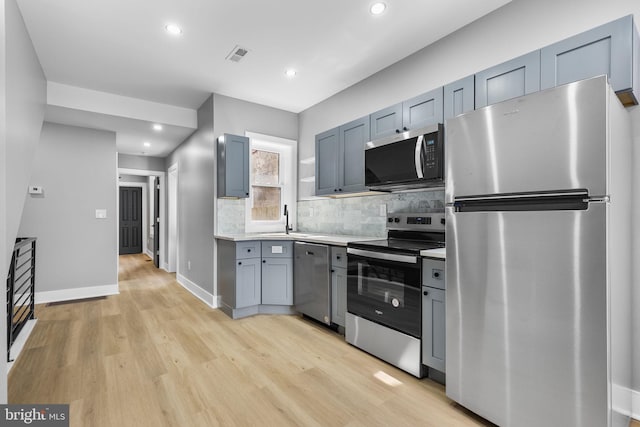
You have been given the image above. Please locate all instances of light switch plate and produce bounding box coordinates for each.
[95,209,107,219]
[28,186,43,194]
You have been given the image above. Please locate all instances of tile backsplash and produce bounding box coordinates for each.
[217,189,445,237]
[297,189,445,237]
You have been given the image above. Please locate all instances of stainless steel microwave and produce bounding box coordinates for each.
[365,123,444,191]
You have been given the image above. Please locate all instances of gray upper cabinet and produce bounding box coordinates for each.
[370,88,444,140]
[315,127,340,196]
[475,51,541,108]
[217,133,249,198]
[369,103,403,140]
[315,116,369,196]
[541,15,639,106]
[444,75,475,120]
[402,87,444,130]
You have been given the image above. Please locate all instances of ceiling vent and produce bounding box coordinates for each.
[226,45,249,62]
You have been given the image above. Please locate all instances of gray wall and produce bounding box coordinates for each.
[297,0,640,396]
[118,153,166,172]
[213,93,298,235]
[18,122,118,293]
[0,0,46,403]
[166,95,215,295]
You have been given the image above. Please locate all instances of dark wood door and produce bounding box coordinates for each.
[153,177,160,267]
[119,187,142,254]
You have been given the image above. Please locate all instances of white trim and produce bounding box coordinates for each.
[162,262,170,272]
[633,389,640,421]
[167,163,178,273]
[35,284,119,304]
[146,249,154,258]
[118,181,148,255]
[176,273,218,308]
[7,319,37,373]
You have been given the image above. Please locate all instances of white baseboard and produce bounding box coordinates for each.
[8,319,38,373]
[35,284,119,304]
[633,389,640,421]
[176,274,218,308]
[145,249,153,258]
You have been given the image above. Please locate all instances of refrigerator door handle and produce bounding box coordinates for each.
[454,190,588,203]
[583,196,610,203]
[415,135,424,179]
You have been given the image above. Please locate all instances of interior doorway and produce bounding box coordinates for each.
[119,186,143,254]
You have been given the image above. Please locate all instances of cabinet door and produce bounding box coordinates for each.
[218,133,249,198]
[540,15,637,105]
[236,257,261,308]
[261,258,293,305]
[444,75,475,120]
[403,87,443,129]
[315,127,339,196]
[331,266,347,327]
[339,116,369,194]
[475,51,541,108]
[422,287,445,372]
[369,103,403,140]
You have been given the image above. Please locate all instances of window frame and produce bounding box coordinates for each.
[244,132,297,233]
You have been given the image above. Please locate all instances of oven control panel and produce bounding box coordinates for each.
[386,212,445,231]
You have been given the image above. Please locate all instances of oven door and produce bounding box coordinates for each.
[347,248,422,338]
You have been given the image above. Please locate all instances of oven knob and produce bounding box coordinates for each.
[391,298,400,308]
[388,218,393,223]
[441,218,446,225]
[394,217,400,223]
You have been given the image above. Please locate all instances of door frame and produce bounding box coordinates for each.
[167,163,178,273]
[117,182,148,256]
[117,168,166,270]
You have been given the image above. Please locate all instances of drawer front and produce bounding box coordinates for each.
[236,241,261,259]
[422,258,445,290]
[261,241,293,258]
[331,246,347,268]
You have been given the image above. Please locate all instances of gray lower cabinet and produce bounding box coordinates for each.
[261,241,293,305]
[422,257,446,373]
[330,247,347,327]
[475,51,541,108]
[540,15,639,106]
[444,75,475,120]
[315,116,369,196]
[217,133,250,198]
[218,239,294,319]
[236,257,262,308]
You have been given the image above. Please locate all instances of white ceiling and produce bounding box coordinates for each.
[16,0,511,156]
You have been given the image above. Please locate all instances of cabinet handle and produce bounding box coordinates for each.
[395,129,400,134]
[334,189,338,192]
[331,269,335,273]
[336,255,341,260]
[403,127,408,131]
[247,249,251,252]
[238,261,242,265]
[434,272,440,278]
[423,290,429,296]
[262,260,266,263]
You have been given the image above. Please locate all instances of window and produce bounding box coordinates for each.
[244,132,297,233]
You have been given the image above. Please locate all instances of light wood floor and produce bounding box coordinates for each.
[7,254,638,427]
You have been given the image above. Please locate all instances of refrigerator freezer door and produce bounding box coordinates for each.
[445,76,608,204]
[446,204,608,427]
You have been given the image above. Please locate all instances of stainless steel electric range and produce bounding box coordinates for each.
[345,212,445,378]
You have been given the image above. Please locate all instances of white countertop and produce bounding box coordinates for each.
[215,232,381,247]
[420,247,446,259]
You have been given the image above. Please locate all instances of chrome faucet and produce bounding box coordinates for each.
[284,204,293,234]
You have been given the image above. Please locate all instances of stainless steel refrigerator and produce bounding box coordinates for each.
[445,76,632,427]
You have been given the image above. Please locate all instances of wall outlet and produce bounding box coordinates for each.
[188,260,191,270]
[379,204,387,216]
[95,209,107,219]
[309,207,314,217]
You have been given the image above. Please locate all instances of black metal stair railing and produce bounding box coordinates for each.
[6,237,36,362]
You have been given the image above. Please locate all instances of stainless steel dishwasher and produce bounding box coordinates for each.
[294,241,331,325]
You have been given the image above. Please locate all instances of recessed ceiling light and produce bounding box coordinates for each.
[165,24,182,35]
[285,69,297,78]
[153,124,163,131]
[370,2,387,15]
[143,142,151,148]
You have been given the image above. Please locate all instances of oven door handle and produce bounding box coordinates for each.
[347,248,418,264]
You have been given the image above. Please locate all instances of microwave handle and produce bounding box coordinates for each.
[414,135,424,179]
